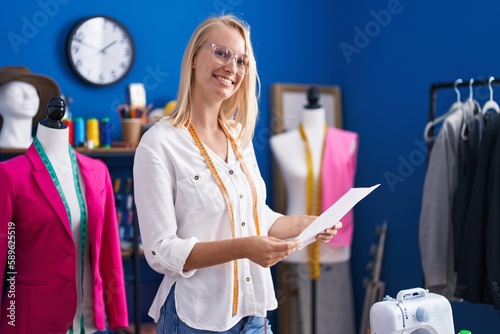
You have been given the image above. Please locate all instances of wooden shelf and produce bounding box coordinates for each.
[1,146,136,158]
[121,247,144,258]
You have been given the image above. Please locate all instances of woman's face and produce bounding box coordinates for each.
[192,26,246,103]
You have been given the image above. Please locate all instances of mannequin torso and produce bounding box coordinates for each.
[0,81,40,148]
[36,123,97,333]
[270,107,350,263]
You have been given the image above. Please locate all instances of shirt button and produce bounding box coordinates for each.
[229,170,234,175]
[239,194,243,199]
[194,175,199,180]
[152,251,156,256]
[246,277,251,282]
[241,222,246,227]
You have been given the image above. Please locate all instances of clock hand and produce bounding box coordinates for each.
[99,40,118,54]
[74,39,100,52]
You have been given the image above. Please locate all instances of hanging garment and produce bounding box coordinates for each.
[298,126,358,334]
[452,113,484,269]
[486,126,500,309]
[455,113,500,304]
[321,127,359,247]
[0,144,128,333]
[419,102,472,299]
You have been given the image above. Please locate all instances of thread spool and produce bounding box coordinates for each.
[62,119,74,146]
[86,118,100,148]
[74,117,86,147]
[100,117,112,148]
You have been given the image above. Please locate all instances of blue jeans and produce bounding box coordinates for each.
[156,284,273,334]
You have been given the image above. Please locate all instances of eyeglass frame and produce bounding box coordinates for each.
[199,43,249,75]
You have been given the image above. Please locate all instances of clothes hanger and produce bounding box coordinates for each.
[481,76,500,114]
[466,78,481,113]
[460,78,485,140]
[424,78,463,142]
[460,77,488,141]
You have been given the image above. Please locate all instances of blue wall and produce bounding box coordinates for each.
[333,0,500,332]
[2,0,500,332]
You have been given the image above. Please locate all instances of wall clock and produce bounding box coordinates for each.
[66,16,135,86]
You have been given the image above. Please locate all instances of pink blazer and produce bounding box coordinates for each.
[322,127,359,247]
[0,144,128,333]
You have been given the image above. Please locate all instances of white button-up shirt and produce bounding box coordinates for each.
[133,119,282,331]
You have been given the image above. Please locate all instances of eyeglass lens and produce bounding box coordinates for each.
[212,45,248,74]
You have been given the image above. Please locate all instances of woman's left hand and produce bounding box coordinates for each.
[316,221,342,243]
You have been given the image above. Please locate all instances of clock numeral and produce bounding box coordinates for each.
[72,45,80,54]
[110,70,117,78]
[75,59,82,68]
[120,62,127,69]
[74,32,85,43]
[124,48,130,56]
[99,73,105,83]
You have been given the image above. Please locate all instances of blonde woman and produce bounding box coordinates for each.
[133,14,342,333]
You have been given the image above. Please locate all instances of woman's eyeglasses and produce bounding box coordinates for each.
[200,43,249,75]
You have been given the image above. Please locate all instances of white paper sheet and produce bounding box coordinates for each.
[296,184,380,249]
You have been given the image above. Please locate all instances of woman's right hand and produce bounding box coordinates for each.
[235,236,302,268]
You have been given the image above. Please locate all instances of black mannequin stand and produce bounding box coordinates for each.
[305,86,320,334]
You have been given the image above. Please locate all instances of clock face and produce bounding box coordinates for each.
[67,16,135,86]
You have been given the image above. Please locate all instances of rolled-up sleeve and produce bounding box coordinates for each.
[264,204,283,233]
[133,142,198,278]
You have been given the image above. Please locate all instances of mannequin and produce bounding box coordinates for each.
[270,87,358,334]
[36,97,98,333]
[0,81,40,148]
[270,88,351,263]
[0,98,128,333]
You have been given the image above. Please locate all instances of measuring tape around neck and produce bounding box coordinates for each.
[187,119,260,316]
[34,137,87,333]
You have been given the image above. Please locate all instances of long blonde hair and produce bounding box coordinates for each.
[167,14,260,148]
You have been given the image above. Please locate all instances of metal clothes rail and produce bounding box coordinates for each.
[428,77,500,124]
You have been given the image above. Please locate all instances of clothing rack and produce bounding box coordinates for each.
[428,77,500,124]
[423,77,500,306]
[427,77,500,153]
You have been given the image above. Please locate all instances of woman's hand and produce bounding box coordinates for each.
[236,236,302,268]
[315,221,343,243]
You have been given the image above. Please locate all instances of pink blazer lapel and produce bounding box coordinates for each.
[26,145,73,238]
[76,152,98,243]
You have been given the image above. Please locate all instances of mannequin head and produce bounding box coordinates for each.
[0,66,60,148]
[305,86,321,109]
[0,81,40,120]
[40,96,67,129]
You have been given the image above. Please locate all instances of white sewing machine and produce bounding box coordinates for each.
[370,287,455,334]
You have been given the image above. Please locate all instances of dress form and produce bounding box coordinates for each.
[270,87,357,334]
[36,97,97,333]
[0,81,40,148]
[270,89,350,263]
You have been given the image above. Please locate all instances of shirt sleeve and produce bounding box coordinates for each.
[133,142,198,278]
[264,204,283,233]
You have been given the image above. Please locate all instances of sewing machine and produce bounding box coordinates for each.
[370,287,455,334]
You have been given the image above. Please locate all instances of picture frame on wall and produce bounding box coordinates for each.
[270,83,343,135]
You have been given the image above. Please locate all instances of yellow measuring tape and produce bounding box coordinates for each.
[187,119,260,316]
[298,123,327,280]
